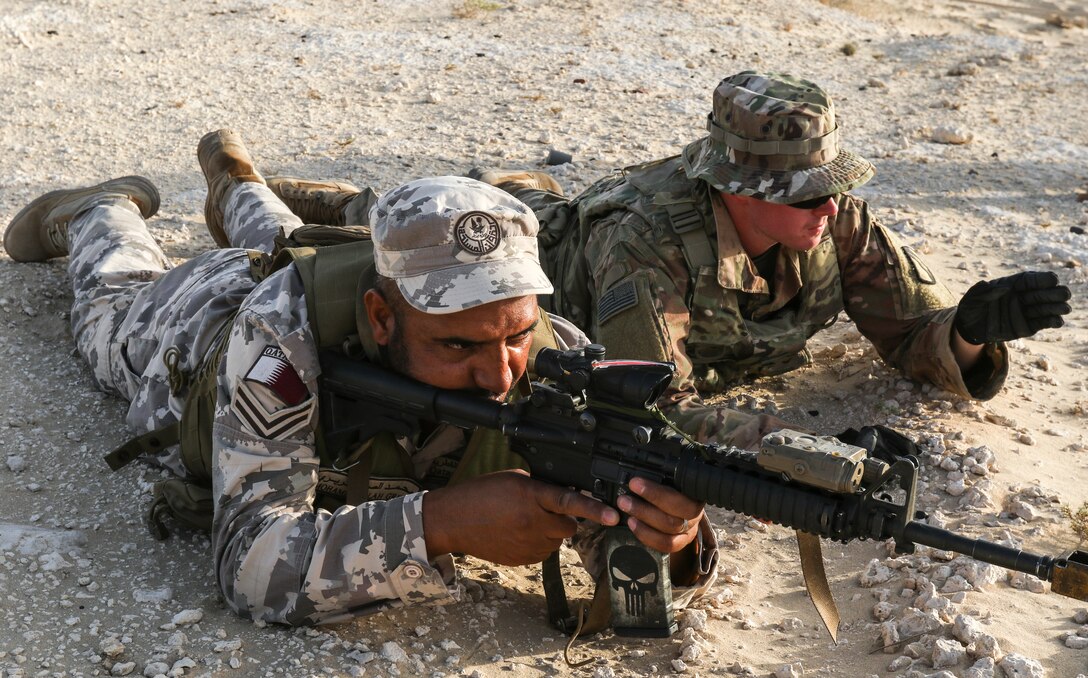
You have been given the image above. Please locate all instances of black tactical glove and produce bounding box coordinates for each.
[954,271,1072,345]
[835,425,920,465]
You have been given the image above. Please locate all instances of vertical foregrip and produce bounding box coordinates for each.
[674,456,848,538]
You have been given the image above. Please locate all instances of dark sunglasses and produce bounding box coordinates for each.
[787,194,838,210]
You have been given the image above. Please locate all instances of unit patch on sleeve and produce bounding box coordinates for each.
[230,346,314,439]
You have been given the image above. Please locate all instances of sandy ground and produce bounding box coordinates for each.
[1,0,1087,676]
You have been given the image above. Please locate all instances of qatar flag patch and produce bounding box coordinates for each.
[244,346,307,405]
[230,346,314,440]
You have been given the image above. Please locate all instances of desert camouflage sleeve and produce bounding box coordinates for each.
[832,195,1007,400]
[211,270,458,626]
[585,213,789,451]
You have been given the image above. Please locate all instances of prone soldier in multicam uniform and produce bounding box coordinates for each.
[267,71,1072,449]
[2,130,717,625]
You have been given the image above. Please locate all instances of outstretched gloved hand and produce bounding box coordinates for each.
[954,271,1071,345]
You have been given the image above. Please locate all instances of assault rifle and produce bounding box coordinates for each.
[318,344,1088,635]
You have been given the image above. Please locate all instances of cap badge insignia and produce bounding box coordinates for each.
[454,211,501,255]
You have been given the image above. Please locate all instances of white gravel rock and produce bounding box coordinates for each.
[932,638,966,668]
[968,633,1002,659]
[1064,635,1088,650]
[142,662,169,677]
[953,614,984,644]
[956,560,1003,590]
[100,637,126,658]
[773,662,804,678]
[1007,498,1040,522]
[212,639,241,653]
[680,608,707,632]
[380,641,408,663]
[898,609,943,637]
[965,657,996,678]
[967,446,997,470]
[873,601,896,621]
[940,575,971,593]
[110,662,136,677]
[133,587,173,604]
[859,559,895,587]
[1007,571,1046,593]
[5,455,27,473]
[930,125,973,144]
[880,620,900,653]
[170,609,203,626]
[945,477,967,496]
[997,653,1045,678]
[679,641,701,662]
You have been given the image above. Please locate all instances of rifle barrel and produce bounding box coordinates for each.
[901,521,1055,580]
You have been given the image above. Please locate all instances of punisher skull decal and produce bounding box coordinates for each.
[610,545,658,617]
[454,211,502,255]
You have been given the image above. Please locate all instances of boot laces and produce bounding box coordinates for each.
[45,221,70,252]
[283,188,347,227]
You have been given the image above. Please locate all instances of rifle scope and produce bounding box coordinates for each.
[534,345,674,409]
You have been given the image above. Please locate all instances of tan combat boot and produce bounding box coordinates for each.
[466,168,565,196]
[197,129,265,247]
[4,176,160,262]
[267,177,362,226]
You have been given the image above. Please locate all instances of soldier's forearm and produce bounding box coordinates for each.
[950,327,986,371]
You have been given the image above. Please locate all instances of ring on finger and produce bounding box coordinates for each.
[680,518,690,534]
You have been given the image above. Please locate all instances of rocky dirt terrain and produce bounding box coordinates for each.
[1,0,1087,676]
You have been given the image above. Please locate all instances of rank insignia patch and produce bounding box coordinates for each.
[230,346,313,439]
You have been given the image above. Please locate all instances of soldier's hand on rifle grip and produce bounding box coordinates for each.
[954,271,1072,345]
[421,469,621,567]
[617,476,704,555]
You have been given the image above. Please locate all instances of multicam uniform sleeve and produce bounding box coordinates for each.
[211,270,458,626]
[584,212,788,450]
[831,196,1007,400]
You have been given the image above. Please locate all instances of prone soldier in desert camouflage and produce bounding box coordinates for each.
[2,130,717,625]
[266,71,1072,450]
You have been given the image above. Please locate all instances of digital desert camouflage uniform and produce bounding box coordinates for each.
[63,176,716,625]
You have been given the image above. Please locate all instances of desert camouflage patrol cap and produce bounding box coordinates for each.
[370,176,553,314]
[682,71,875,204]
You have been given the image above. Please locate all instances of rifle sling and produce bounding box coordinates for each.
[542,550,572,628]
[345,447,376,505]
[797,530,840,642]
[104,423,180,471]
[541,549,611,667]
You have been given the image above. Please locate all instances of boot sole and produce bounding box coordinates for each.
[3,175,160,262]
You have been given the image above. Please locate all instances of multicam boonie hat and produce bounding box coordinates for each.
[682,71,875,204]
[370,176,553,314]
